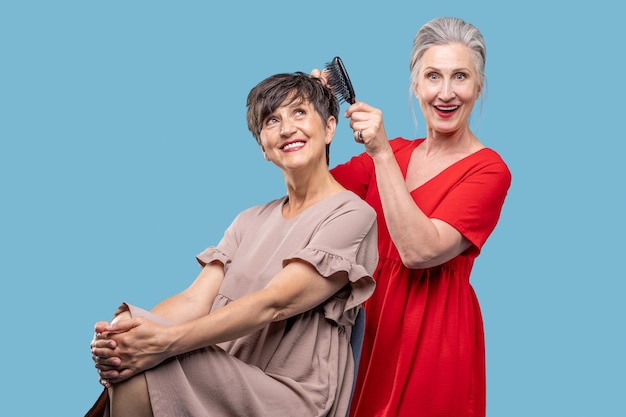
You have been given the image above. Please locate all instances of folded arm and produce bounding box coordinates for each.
[92,259,348,385]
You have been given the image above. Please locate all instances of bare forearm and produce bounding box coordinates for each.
[166,290,278,355]
[167,263,345,355]
[372,151,446,267]
[150,292,212,324]
[151,263,224,324]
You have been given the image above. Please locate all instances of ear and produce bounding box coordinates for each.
[476,83,483,99]
[325,116,337,145]
[412,82,421,102]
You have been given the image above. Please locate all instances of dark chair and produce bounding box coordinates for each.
[347,307,366,417]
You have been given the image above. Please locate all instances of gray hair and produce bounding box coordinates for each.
[409,17,486,91]
[408,17,487,129]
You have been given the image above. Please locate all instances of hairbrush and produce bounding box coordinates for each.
[324,56,356,105]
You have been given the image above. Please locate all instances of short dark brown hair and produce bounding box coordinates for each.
[246,72,338,164]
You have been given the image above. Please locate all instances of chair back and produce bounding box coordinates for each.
[346,307,366,416]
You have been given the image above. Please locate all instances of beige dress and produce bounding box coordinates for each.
[125,191,378,417]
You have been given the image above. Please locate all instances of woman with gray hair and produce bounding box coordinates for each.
[316,17,511,416]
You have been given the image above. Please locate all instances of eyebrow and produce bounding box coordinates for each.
[422,66,472,73]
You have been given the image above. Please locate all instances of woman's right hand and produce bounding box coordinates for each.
[91,320,123,387]
[90,307,132,386]
[93,314,174,386]
[345,101,391,158]
[310,68,390,157]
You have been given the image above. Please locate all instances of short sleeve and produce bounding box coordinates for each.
[432,152,512,256]
[196,246,231,268]
[196,209,251,269]
[283,197,378,323]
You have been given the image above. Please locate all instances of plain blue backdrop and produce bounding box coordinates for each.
[1,1,624,416]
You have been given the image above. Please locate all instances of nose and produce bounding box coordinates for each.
[439,80,456,101]
[280,117,297,137]
[280,119,296,137]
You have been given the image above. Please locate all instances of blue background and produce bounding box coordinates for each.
[1,1,624,416]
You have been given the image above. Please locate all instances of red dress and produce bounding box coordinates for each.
[331,138,511,417]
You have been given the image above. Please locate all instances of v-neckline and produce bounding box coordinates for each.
[403,141,489,193]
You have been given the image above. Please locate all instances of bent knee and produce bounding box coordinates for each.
[110,374,152,417]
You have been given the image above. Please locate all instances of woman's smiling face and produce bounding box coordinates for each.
[414,43,482,136]
[259,96,334,172]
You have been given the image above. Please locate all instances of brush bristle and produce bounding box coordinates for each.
[324,56,356,105]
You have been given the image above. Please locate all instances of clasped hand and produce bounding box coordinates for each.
[90,312,169,387]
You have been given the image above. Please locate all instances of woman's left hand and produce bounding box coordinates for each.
[91,316,171,386]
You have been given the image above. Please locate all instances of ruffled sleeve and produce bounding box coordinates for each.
[286,247,375,319]
[283,195,378,326]
[196,246,231,268]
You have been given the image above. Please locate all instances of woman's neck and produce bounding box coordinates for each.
[423,128,484,156]
[282,171,344,218]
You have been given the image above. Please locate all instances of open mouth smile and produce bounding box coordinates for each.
[434,105,459,113]
[281,141,305,151]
